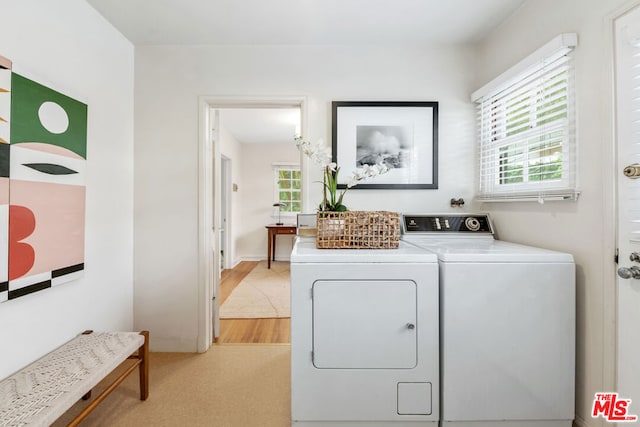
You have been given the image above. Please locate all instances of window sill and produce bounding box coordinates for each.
[476,190,580,203]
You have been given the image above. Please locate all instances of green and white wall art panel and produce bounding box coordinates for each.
[0,60,87,303]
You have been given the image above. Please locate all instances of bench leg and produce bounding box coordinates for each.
[81,331,93,401]
[139,330,149,401]
[67,330,150,427]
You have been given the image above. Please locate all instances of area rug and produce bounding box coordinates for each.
[52,345,291,427]
[220,261,290,318]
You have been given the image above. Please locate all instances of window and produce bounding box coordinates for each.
[473,34,579,201]
[273,164,301,214]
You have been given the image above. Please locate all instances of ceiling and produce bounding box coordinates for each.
[87,0,527,46]
[219,108,300,145]
[86,0,527,144]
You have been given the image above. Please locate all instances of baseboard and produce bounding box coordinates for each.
[237,256,263,262]
[574,415,596,427]
[236,255,291,263]
[148,336,199,352]
[230,258,243,269]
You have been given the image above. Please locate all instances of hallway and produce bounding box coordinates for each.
[217,261,291,344]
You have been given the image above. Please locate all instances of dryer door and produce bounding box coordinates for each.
[312,280,417,369]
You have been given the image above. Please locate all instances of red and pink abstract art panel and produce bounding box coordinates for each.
[0,57,87,303]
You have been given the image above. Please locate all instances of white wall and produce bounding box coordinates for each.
[237,143,299,262]
[0,1,134,379]
[474,1,632,425]
[134,44,478,350]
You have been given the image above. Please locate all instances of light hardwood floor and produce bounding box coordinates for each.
[216,261,291,344]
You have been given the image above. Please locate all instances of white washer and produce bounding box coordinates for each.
[291,236,440,426]
[402,214,575,427]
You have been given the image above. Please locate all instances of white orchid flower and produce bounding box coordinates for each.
[346,177,359,188]
[294,135,390,211]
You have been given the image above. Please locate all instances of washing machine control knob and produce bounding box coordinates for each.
[465,217,481,232]
[617,266,640,279]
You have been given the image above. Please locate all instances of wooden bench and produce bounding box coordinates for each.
[0,330,149,426]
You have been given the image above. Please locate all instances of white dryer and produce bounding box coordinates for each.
[290,237,440,426]
[402,214,575,427]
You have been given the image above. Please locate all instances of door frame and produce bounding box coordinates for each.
[196,95,308,351]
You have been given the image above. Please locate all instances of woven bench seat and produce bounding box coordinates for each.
[0,331,149,427]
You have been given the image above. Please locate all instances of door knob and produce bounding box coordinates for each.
[617,266,640,279]
[406,323,415,330]
[624,164,640,178]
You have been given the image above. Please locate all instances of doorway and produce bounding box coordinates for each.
[216,107,300,344]
[197,96,307,351]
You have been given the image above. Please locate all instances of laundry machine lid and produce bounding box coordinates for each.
[291,237,438,263]
[405,238,574,263]
[401,214,574,263]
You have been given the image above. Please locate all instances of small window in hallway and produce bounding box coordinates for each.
[273,164,301,213]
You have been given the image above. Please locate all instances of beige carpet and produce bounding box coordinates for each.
[53,344,291,427]
[220,261,290,319]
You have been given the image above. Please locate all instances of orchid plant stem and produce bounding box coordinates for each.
[323,169,327,211]
[320,166,348,212]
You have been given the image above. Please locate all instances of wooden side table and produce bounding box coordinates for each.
[266,224,296,269]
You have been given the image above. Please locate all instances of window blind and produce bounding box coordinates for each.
[474,34,579,202]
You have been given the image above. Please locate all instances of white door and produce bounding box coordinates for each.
[210,109,221,340]
[220,156,229,271]
[615,5,640,416]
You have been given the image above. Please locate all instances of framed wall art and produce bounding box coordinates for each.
[332,101,438,189]
[1,55,87,303]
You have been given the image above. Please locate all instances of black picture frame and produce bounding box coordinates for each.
[332,101,438,189]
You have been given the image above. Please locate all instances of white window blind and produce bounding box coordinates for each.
[473,34,579,202]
